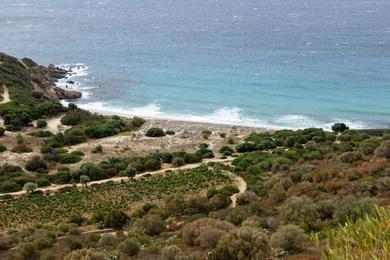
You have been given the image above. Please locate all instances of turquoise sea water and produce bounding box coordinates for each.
[1,0,390,129]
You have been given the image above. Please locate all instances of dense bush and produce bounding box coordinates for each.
[332,123,349,132]
[0,127,4,136]
[210,226,271,260]
[339,151,363,163]
[270,224,308,253]
[281,196,320,231]
[235,142,258,153]
[139,215,166,235]
[219,146,234,156]
[118,237,140,256]
[36,119,47,128]
[11,144,33,153]
[375,140,390,158]
[59,153,82,164]
[103,210,129,229]
[333,196,375,224]
[146,127,166,137]
[25,156,47,172]
[0,144,6,153]
[182,218,234,248]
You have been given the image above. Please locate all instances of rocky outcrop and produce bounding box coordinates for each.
[22,59,82,100]
[53,87,82,99]
[0,52,82,101]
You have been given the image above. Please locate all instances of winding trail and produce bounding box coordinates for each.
[0,84,10,104]
[0,158,246,198]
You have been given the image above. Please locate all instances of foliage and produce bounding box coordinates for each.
[210,226,271,260]
[332,123,349,132]
[36,119,47,128]
[146,127,166,137]
[0,166,230,228]
[270,224,308,253]
[118,237,140,256]
[322,206,390,260]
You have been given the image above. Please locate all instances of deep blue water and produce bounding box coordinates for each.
[1,0,390,129]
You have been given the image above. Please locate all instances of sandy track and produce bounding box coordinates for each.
[0,85,10,104]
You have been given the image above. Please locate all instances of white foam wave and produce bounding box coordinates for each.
[275,114,369,130]
[275,114,322,129]
[56,63,92,99]
[67,102,374,130]
[76,102,269,128]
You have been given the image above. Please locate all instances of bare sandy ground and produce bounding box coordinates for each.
[0,85,10,104]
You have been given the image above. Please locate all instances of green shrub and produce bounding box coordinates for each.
[270,224,308,253]
[36,119,47,128]
[332,123,349,132]
[16,242,38,259]
[172,157,185,168]
[219,146,234,156]
[0,144,6,153]
[146,127,166,137]
[281,196,320,231]
[165,130,175,135]
[236,142,258,153]
[98,234,117,247]
[0,180,22,193]
[25,156,47,172]
[375,140,390,158]
[139,215,166,235]
[103,210,129,229]
[182,218,234,249]
[118,237,140,256]
[333,196,375,224]
[28,130,53,138]
[92,145,103,153]
[11,144,33,153]
[161,245,186,260]
[0,127,5,136]
[130,116,145,128]
[210,226,271,260]
[339,151,363,163]
[59,154,82,164]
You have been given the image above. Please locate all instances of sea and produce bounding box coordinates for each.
[1,0,390,130]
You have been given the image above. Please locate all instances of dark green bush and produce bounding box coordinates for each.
[25,156,47,172]
[59,154,82,164]
[11,144,33,153]
[36,119,47,128]
[332,123,349,132]
[146,127,165,137]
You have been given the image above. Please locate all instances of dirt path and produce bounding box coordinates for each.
[45,114,70,134]
[0,85,10,104]
[0,158,239,196]
[230,174,247,208]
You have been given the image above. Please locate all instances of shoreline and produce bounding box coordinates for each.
[75,104,278,132]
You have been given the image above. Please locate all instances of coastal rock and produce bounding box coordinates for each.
[0,52,82,101]
[53,87,82,100]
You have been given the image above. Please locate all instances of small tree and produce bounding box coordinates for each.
[172,157,185,168]
[146,127,166,137]
[23,182,38,194]
[118,237,140,256]
[16,134,24,144]
[37,119,48,128]
[332,123,349,133]
[126,166,137,180]
[270,224,308,253]
[0,127,5,136]
[80,175,90,187]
